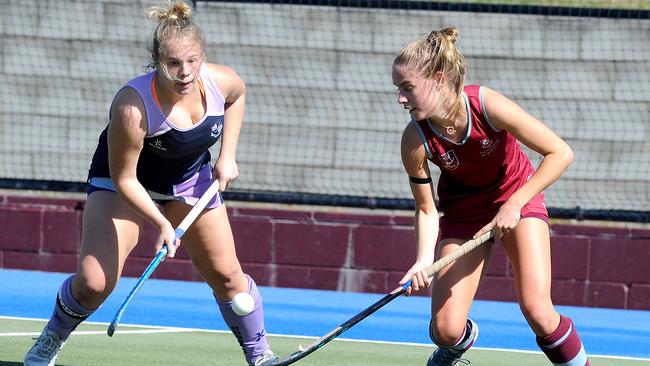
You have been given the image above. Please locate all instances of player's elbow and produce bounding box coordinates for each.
[560,143,574,167]
[548,140,574,169]
[112,176,138,198]
[416,204,438,218]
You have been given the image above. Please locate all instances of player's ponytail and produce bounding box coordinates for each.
[394,26,467,94]
[148,0,193,25]
[424,27,466,94]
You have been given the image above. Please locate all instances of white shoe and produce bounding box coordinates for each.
[251,349,279,366]
[24,327,66,366]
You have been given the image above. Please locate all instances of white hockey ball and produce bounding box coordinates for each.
[232,292,255,316]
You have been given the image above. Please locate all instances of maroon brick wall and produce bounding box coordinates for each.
[1,194,649,310]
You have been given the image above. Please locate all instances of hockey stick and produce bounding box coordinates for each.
[271,229,495,365]
[107,179,221,336]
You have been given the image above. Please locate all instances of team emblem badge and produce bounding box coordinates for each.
[439,150,459,170]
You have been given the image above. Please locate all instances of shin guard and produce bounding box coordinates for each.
[536,315,589,366]
[217,275,270,365]
[46,276,94,339]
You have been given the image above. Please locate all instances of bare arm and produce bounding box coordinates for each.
[475,87,574,236]
[207,63,246,192]
[398,122,439,293]
[107,88,178,255]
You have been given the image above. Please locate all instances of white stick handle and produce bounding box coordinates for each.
[425,230,495,277]
[175,179,221,239]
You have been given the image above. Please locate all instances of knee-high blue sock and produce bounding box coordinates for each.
[46,275,94,339]
[217,275,270,365]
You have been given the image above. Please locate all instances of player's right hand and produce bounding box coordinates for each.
[399,262,433,296]
[155,222,180,258]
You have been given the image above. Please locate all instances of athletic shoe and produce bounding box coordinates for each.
[427,348,471,365]
[251,349,280,366]
[427,319,478,366]
[24,327,67,366]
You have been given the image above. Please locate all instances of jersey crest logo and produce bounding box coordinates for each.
[210,122,222,138]
[439,150,459,170]
[479,137,499,157]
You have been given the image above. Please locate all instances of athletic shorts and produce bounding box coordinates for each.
[439,192,548,240]
[87,163,223,209]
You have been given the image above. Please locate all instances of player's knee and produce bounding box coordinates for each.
[429,318,464,347]
[75,275,113,305]
[520,300,556,330]
[206,265,245,294]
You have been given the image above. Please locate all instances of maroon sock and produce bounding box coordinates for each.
[536,315,589,366]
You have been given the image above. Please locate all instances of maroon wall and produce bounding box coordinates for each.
[1,193,649,310]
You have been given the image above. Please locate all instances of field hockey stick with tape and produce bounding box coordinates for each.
[107,179,221,337]
[271,229,495,366]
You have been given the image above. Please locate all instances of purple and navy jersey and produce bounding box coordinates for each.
[88,64,225,196]
[411,85,540,221]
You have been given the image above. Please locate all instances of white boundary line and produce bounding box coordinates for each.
[2,315,649,362]
[0,329,198,337]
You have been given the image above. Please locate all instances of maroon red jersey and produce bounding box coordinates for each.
[411,85,547,237]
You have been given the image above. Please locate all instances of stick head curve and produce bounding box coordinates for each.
[107,324,116,337]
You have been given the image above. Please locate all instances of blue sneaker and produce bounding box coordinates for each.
[427,319,478,366]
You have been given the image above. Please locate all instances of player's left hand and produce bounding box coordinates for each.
[214,158,239,192]
[474,202,521,239]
